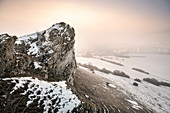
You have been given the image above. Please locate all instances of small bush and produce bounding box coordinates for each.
[160,81,170,87]
[113,70,130,78]
[143,78,170,87]
[78,63,130,78]
[99,68,112,74]
[143,78,160,86]
[89,68,95,74]
[134,78,141,82]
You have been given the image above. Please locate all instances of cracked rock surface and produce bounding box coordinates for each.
[0,22,76,85]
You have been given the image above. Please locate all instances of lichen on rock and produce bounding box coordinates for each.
[0,22,76,85]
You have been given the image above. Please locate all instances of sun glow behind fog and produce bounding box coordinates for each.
[0,0,170,50]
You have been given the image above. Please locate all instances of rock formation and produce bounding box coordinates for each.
[0,34,17,77]
[0,22,76,85]
[0,24,100,112]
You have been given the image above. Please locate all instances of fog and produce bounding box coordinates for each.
[0,0,170,52]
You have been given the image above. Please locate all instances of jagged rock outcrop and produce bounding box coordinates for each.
[0,22,76,85]
[0,22,103,113]
[0,34,17,77]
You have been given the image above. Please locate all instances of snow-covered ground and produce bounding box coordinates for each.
[3,77,81,113]
[77,55,170,113]
[103,54,170,81]
[77,54,170,82]
[77,57,150,80]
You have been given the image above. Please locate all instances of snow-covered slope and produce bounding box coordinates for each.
[77,57,150,80]
[77,55,170,82]
[77,56,170,113]
[108,54,170,81]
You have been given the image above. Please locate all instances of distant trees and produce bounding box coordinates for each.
[77,63,130,78]
[143,78,170,87]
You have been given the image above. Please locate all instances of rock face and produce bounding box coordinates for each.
[0,22,76,85]
[0,34,17,77]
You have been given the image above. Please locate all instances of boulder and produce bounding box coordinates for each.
[133,82,138,86]
[0,22,76,85]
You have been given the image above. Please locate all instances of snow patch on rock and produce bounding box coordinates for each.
[3,77,81,113]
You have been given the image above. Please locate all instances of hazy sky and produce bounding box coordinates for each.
[0,0,170,50]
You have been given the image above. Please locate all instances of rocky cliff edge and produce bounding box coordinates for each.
[0,22,76,85]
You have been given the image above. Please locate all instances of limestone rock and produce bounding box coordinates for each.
[0,22,76,85]
[0,34,17,77]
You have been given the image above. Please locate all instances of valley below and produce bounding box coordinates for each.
[75,54,170,113]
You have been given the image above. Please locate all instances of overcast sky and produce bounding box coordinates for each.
[0,0,170,50]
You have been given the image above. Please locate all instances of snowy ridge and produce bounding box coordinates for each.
[3,77,81,113]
